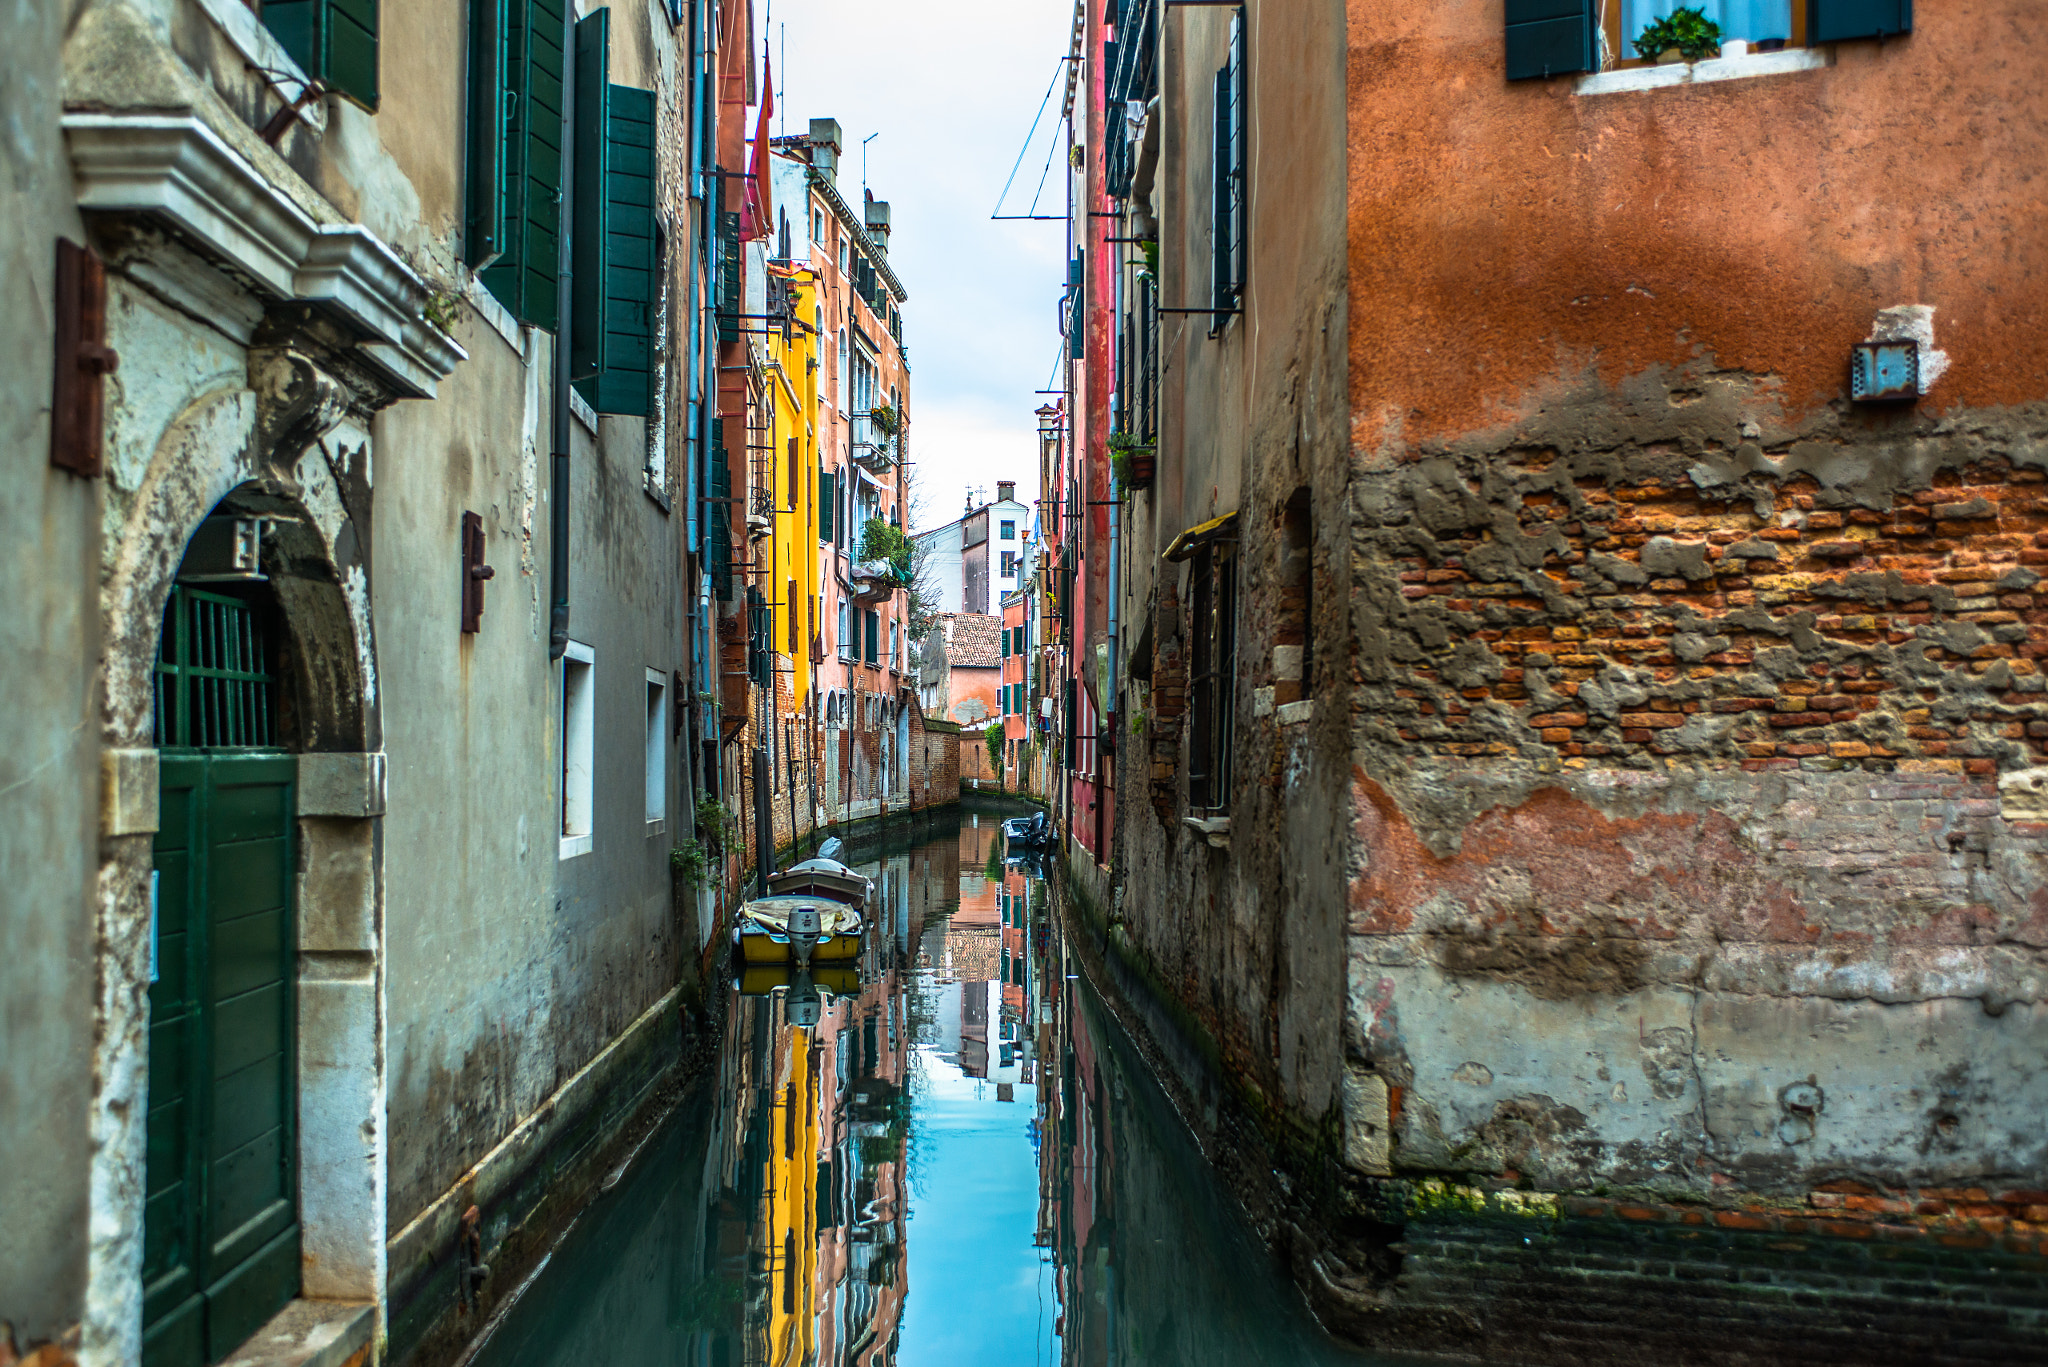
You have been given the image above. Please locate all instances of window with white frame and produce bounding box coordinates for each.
[644,668,666,825]
[837,328,849,410]
[839,596,853,660]
[561,642,595,857]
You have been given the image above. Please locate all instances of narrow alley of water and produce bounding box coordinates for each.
[463,808,1386,1366]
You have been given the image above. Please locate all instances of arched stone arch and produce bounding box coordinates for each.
[87,350,388,1363]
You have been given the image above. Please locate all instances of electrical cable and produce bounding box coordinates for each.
[991,56,1073,220]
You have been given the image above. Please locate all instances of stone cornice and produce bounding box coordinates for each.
[64,113,465,398]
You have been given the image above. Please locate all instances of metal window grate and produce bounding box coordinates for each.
[153,585,277,749]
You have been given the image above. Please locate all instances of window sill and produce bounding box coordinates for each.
[570,388,599,435]
[646,818,665,836]
[194,0,326,136]
[559,833,592,860]
[1181,815,1231,849]
[1575,48,1829,97]
[215,1298,373,1367]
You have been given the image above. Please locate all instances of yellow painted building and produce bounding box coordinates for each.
[766,263,822,706]
[760,1024,820,1365]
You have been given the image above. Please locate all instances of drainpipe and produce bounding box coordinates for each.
[547,5,577,660]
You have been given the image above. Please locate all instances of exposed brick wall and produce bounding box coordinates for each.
[1361,461,2048,774]
[1332,1186,2048,1366]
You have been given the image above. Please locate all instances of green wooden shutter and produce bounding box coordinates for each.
[568,11,610,389]
[262,0,378,109]
[1810,0,1910,42]
[717,208,743,343]
[819,469,835,541]
[708,419,732,602]
[480,0,566,327]
[596,87,656,414]
[1504,0,1596,80]
[466,0,508,267]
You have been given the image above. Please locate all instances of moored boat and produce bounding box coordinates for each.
[734,841,870,967]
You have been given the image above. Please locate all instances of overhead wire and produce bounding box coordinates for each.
[992,56,1075,220]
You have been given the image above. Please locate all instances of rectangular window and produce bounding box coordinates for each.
[839,597,852,660]
[1211,9,1246,319]
[1187,544,1238,811]
[1001,552,1018,579]
[262,0,378,108]
[865,610,879,666]
[644,668,665,825]
[562,642,594,856]
[1000,520,1015,540]
[819,468,836,541]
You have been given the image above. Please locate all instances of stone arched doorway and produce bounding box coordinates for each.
[91,352,388,1365]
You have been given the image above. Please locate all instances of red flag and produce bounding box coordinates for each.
[740,50,774,241]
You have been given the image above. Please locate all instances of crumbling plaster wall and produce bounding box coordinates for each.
[1114,0,1352,1140]
[0,0,96,1343]
[1340,1,2048,1198]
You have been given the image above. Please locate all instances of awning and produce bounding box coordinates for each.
[1162,511,1239,563]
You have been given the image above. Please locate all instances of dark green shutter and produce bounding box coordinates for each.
[568,11,610,389]
[479,0,566,327]
[466,0,508,267]
[596,87,655,413]
[1810,0,1910,42]
[708,419,732,602]
[819,469,835,541]
[262,0,378,109]
[1504,0,1595,80]
[717,208,742,344]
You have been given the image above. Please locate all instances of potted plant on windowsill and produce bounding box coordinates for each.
[1634,6,1722,63]
[1109,431,1154,490]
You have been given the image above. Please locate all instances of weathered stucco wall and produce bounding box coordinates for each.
[0,0,96,1344]
[1116,0,1353,1144]
[1339,0,2048,1209]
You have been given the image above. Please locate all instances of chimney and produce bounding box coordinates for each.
[809,118,842,183]
[997,480,1015,504]
[864,198,891,254]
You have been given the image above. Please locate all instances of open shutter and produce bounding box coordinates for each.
[598,83,656,415]
[480,0,567,326]
[1211,63,1233,312]
[708,419,732,602]
[1504,0,1595,80]
[262,0,378,108]
[1810,0,1911,42]
[465,0,508,267]
[569,11,610,389]
[717,209,743,343]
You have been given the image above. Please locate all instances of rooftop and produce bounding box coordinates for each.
[936,612,1001,669]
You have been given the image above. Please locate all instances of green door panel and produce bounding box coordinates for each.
[144,750,298,1367]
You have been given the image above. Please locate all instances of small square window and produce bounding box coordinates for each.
[1000,520,1016,540]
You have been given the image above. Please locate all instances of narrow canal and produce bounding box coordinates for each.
[467,808,1387,1366]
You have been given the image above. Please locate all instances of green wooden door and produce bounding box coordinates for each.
[144,588,299,1367]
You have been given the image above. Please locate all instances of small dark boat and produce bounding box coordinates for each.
[1002,811,1051,849]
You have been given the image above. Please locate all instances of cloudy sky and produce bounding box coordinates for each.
[764,0,1074,533]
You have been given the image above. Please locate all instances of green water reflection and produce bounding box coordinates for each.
[467,810,1382,1366]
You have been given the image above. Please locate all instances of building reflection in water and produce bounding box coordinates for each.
[469,813,1375,1367]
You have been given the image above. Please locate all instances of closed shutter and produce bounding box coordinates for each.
[717,204,743,343]
[788,579,799,653]
[708,419,732,602]
[819,469,835,541]
[1504,0,1596,81]
[1067,254,1085,360]
[865,610,878,666]
[478,0,567,326]
[1810,0,1910,42]
[262,0,378,109]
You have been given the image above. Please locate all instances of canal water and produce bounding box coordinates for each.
[468,810,1386,1366]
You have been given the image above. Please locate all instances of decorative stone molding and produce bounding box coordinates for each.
[64,114,465,399]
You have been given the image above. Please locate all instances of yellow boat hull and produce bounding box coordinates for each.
[735,928,864,963]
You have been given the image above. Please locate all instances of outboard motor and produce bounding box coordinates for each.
[788,904,822,968]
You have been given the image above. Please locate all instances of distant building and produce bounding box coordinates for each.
[915,613,1002,731]
[914,481,1031,616]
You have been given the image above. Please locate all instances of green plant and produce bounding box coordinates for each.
[1129,709,1147,736]
[695,796,729,854]
[671,841,711,889]
[986,725,1005,787]
[418,283,464,335]
[867,402,899,437]
[1108,430,1152,488]
[858,517,916,586]
[1633,5,1721,59]
[1136,239,1159,286]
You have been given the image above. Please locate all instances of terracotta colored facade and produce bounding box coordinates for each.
[1047,0,2048,1355]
